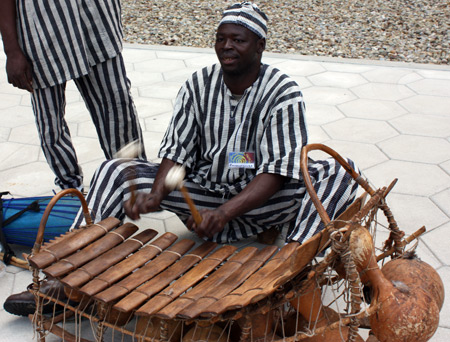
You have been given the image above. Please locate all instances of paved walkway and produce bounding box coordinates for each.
[0,42,449,341]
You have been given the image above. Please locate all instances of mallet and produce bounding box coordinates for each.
[165,164,202,226]
[114,140,143,206]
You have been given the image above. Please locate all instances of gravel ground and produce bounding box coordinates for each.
[122,0,449,65]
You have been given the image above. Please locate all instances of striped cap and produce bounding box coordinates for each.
[218,2,268,39]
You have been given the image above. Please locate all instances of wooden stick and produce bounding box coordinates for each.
[0,252,29,269]
[180,185,202,226]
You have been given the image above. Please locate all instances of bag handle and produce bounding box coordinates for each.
[32,188,92,256]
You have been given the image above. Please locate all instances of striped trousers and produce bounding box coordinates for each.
[74,157,359,244]
[31,53,146,190]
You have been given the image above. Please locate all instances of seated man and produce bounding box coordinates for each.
[4,2,358,316]
[75,1,358,244]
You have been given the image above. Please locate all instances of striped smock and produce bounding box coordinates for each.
[73,63,358,243]
[15,0,123,89]
[159,63,308,195]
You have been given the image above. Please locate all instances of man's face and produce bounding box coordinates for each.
[215,23,265,76]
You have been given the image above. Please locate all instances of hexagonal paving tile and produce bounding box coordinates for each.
[338,98,407,120]
[407,79,450,97]
[134,58,186,73]
[138,82,182,100]
[8,123,40,145]
[323,117,398,143]
[362,67,422,84]
[126,70,164,87]
[305,103,345,125]
[379,193,449,235]
[0,142,40,169]
[321,62,374,73]
[274,60,326,76]
[0,161,56,197]
[432,188,450,218]
[122,46,157,63]
[363,160,450,197]
[0,126,10,143]
[302,86,357,105]
[307,125,331,143]
[144,113,172,133]
[351,83,416,101]
[378,135,450,164]
[440,160,450,176]
[320,140,388,171]
[399,95,450,116]
[389,113,450,138]
[308,71,368,88]
[132,97,173,118]
[417,69,450,80]
[0,107,35,128]
[0,93,22,109]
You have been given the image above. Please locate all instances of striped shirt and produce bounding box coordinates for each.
[159,63,308,196]
[16,0,123,89]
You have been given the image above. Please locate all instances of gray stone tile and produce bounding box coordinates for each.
[0,161,56,197]
[122,46,157,63]
[76,119,98,139]
[378,135,450,163]
[0,311,34,342]
[0,142,40,168]
[303,86,357,105]
[408,79,450,97]
[0,126,10,143]
[0,271,15,305]
[305,103,345,125]
[133,97,173,118]
[364,160,450,197]
[422,223,450,267]
[71,136,104,163]
[417,69,450,80]
[399,95,450,116]
[163,67,201,83]
[307,125,331,143]
[380,193,449,236]
[0,93,21,109]
[8,122,40,146]
[155,50,204,61]
[389,113,450,138]
[338,98,407,120]
[0,107,35,128]
[323,118,398,143]
[432,188,450,218]
[275,60,327,76]
[290,75,312,89]
[440,160,450,176]
[351,83,416,101]
[308,71,368,88]
[321,62,375,73]
[322,140,388,171]
[144,113,172,133]
[138,81,181,100]
[184,54,218,68]
[127,70,164,87]
[134,58,186,73]
[142,131,165,159]
[362,67,422,84]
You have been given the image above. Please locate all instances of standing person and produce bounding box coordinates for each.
[0,0,146,191]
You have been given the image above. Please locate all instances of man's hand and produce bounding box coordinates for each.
[6,49,33,92]
[124,191,163,220]
[186,208,229,239]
